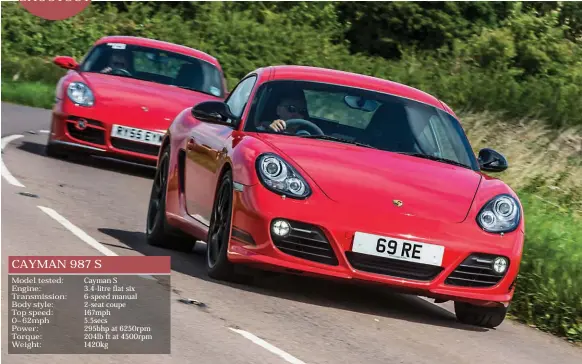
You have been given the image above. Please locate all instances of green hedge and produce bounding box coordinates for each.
[1,80,55,109]
[510,193,581,341]
[2,1,582,128]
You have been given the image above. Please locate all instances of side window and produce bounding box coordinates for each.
[226,76,257,118]
[429,115,459,160]
[80,46,105,72]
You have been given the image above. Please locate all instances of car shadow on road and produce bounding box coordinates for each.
[16,140,156,179]
[99,227,489,333]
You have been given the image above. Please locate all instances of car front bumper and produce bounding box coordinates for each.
[48,99,164,165]
[227,183,524,307]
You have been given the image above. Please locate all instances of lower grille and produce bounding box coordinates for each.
[66,123,105,145]
[345,251,444,281]
[67,116,103,128]
[445,254,508,288]
[111,138,160,156]
[271,220,338,266]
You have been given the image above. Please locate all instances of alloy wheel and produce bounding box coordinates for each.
[147,154,168,234]
[207,180,231,268]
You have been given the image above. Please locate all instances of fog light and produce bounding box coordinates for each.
[271,219,290,237]
[492,257,508,274]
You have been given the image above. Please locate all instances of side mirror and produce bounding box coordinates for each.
[53,56,79,70]
[191,101,239,127]
[478,148,508,172]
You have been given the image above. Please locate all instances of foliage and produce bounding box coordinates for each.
[337,1,516,59]
[1,81,55,109]
[2,1,582,128]
[510,192,582,342]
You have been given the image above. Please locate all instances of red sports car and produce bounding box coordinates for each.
[47,36,227,165]
[147,65,524,328]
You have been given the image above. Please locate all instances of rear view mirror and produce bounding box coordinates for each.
[344,95,379,112]
[53,56,79,70]
[478,148,508,172]
[191,101,239,127]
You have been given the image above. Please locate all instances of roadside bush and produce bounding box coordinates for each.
[510,192,582,342]
[2,53,66,84]
[1,80,55,109]
[2,1,582,128]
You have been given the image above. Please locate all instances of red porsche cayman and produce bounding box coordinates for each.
[46,36,227,165]
[146,65,524,328]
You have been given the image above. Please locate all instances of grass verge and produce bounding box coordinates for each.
[2,80,581,342]
[510,192,581,342]
[2,80,55,110]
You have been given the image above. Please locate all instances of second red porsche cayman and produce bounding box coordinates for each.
[146,65,524,329]
[47,35,227,165]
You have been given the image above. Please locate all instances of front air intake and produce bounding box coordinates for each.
[445,254,508,288]
[270,220,338,266]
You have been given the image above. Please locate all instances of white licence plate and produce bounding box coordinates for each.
[111,124,164,146]
[352,232,444,266]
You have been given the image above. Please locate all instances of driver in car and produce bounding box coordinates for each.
[101,51,129,74]
[258,96,308,132]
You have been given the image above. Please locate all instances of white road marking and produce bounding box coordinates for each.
[39,130,50,134]
[1,134,25,187]
[229,328,308,364]
[38,206,117,256]
[37,205,155,280]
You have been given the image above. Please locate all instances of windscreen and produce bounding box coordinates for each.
[80,42,224,97]
[245,80,478,170]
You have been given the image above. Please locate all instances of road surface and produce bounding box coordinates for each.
[2,102,580,364]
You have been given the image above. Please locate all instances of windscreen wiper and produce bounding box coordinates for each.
[172,85,198,91]
[396,152,470,169]
[297,134,376,149]
[171,85,219,97]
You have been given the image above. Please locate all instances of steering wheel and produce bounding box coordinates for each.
[110,68,132,77]
[285,118,324,136]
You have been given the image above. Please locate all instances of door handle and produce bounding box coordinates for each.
[186,138,213,153]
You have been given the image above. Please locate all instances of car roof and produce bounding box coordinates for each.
[94,36,221,68]
[264,65,446,111]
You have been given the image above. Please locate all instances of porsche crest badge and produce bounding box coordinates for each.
[393,200,403,207]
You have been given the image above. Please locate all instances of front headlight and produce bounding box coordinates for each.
[256,153,311,199]
[477,194,520,233]
[67,82,94,106]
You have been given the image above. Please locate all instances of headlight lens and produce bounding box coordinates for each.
[256,153,311,198]
[67,82,94,106]
[477,194,520,233]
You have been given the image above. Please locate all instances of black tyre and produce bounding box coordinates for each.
[146,146,194,252]
[206,169,238,280]
[454,301,508,328]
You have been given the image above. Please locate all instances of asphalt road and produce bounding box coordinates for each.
[2,101,581,364]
